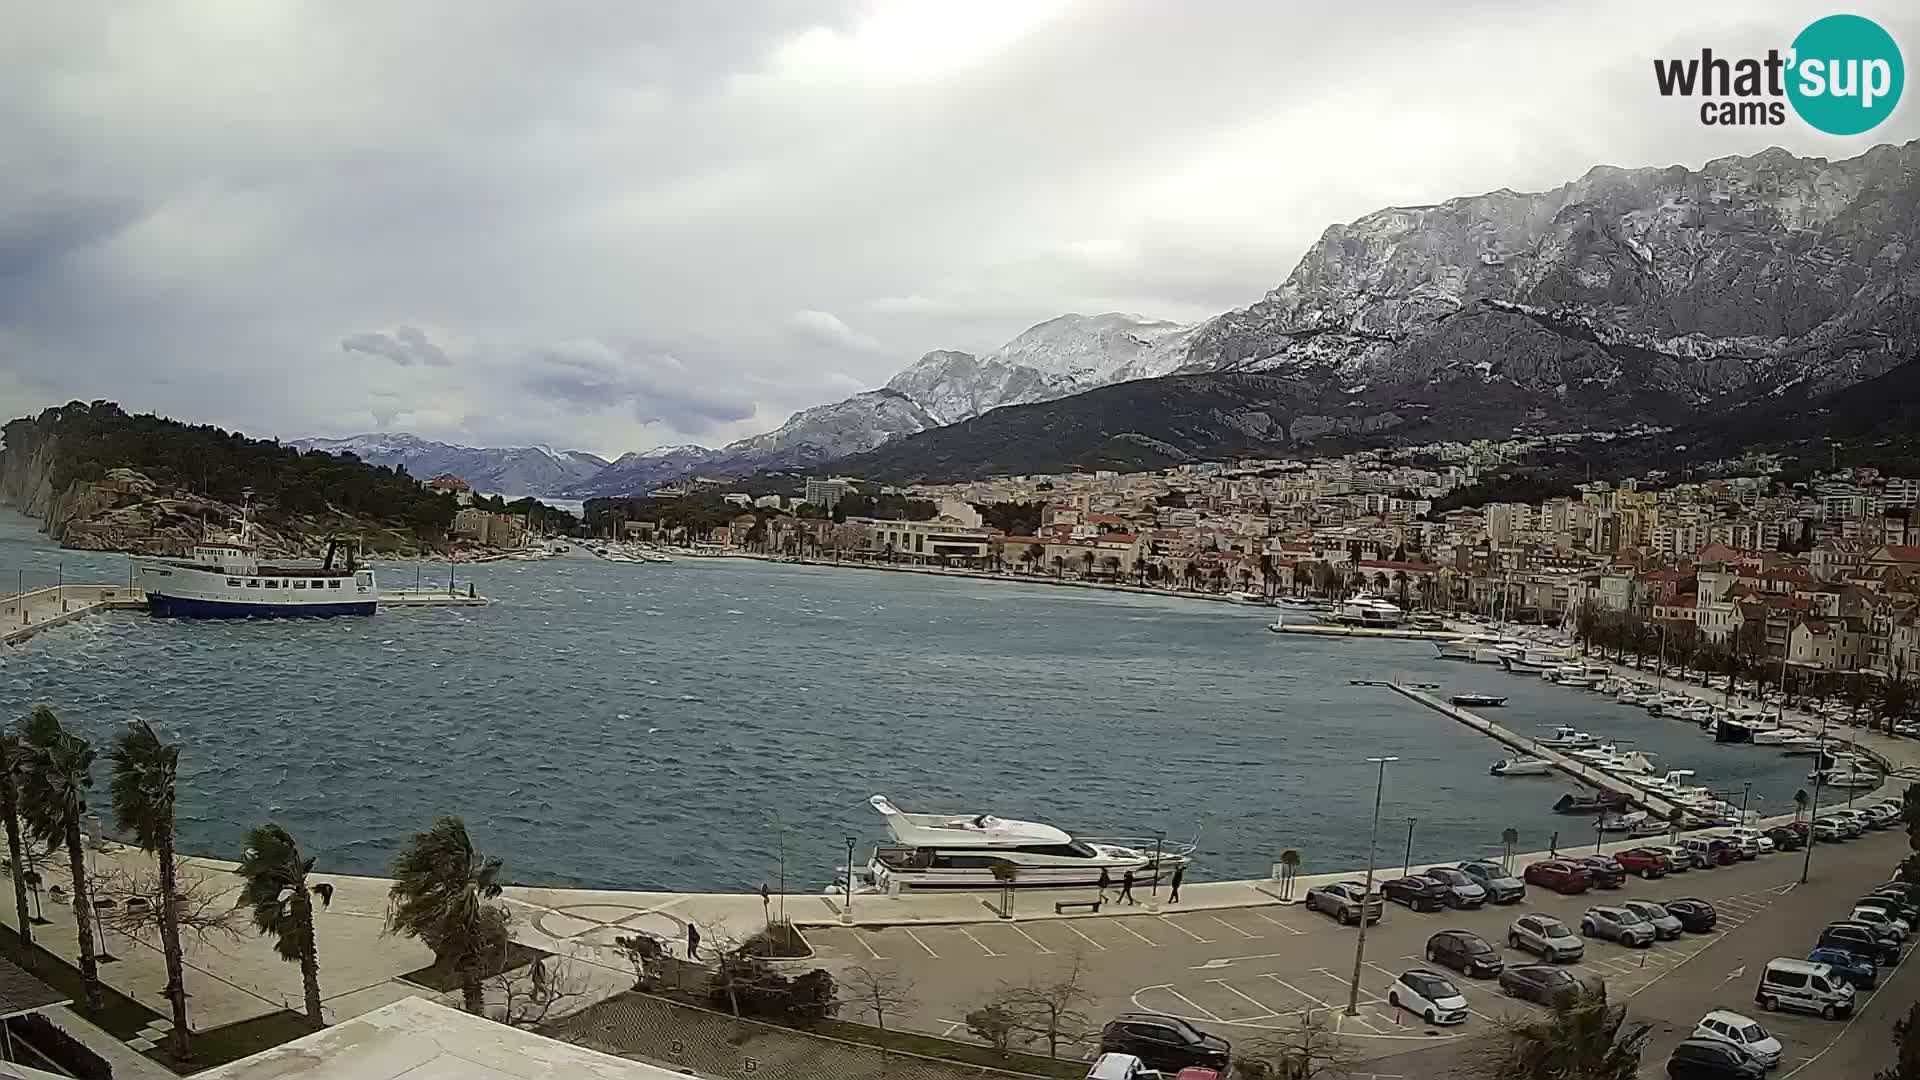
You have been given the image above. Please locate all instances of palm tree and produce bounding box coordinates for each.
[1080,550,1094,578]
[1050,556,1064,579]
[385,817,507,1015]
[1482,986,1649,1079]
[15,706,102,1010]
[108,720,190,1058]
[1025,543,1045,573]
[236,823,334,1027]
[0,733,35,953]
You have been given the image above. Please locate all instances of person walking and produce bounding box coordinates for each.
[1096,866,1112,900]
[1168,864,1185,904]
[1119,869,1137,905]
[686,922,702,960]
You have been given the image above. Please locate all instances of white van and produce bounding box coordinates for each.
[1755,958,1855,1019]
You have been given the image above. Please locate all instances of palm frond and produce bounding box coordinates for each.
[108,719,177,853]
[385,816,509,966]
[234,823,314,963]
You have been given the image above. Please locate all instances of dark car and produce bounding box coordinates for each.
[1098,1013,1231,1073]
[1662,898,1719,933]
[1426,929,1503,978]
[1817,922,1901,967]
[1862,893,1920,925]
[1456,859,1527,903]
[1419,867,1488,909]
[1707,839,1740,866]
[1807,947,1878,990]
[1666,1036,1766,1079]
[1573,855,1627,888]
[1381,876,1449,913]
[1764,826,1804,852]
[1498,964,1589,1007]
[1524,860,1591,895]
[1615,848,1670,879]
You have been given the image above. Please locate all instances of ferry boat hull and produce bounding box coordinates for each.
[146,592,375,619]
[136,518,377,618]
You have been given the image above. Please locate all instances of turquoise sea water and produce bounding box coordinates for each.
[0,511,1814,892]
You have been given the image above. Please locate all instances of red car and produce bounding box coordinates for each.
[1615,847,1670,879]
[1523,860,1591,895]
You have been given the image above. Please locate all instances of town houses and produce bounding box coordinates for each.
[627,431,1920,679]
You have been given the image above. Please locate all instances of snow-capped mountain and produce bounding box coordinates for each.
[290,434,608,496]
[572,314,1194,495]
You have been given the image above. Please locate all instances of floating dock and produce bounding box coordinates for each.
[377,589,491,608]
[1268,622,1460,641]
[1386,682,1683,819]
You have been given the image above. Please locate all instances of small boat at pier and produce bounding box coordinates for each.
[1490,755,1553,777]
[1554,791,1631,815]
[1537,725,1602,750]
[1450,692,1507,707]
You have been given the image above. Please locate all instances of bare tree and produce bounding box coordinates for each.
[488,955,594,1030]
[965,989,1022,1057]
[844,964,916,1042]
[1230,1012,1356,1079]
[1000,952,1092,1060]
[612,932,667,990]
[91,866,243,944]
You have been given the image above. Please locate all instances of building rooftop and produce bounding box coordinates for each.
[196,997,694,1080]
[0,955,69,1019]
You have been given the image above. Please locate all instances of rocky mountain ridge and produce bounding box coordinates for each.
[288,433,608,496]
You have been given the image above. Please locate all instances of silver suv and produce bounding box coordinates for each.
[1509,914,1584,961]
[1581,905,1656,948]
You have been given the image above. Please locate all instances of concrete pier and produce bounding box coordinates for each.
[2,583,144,646]
[1387,681,1685,819]
[1268,622,1460,641]
[376,588,491,607]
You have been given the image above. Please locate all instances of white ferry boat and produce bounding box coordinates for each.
[839,795,1194,892]
[136,511,375,618]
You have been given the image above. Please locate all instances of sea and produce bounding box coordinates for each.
[0,510,1817,893]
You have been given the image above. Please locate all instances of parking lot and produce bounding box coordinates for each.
[796,839,1855,1062]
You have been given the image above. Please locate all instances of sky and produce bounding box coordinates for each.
[3,1,1917,459]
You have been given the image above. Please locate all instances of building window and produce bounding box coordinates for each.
[247,579,260,588]
[264,580,279,589]
[293,580,308,590]
[226,578,242,586]
[328,581,341,589]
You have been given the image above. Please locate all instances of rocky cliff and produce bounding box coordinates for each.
[1179,142,1920,415]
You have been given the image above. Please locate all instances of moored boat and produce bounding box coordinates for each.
[1490,755,1552,777]
[136,507,375,618]
[1450,692,1508,707]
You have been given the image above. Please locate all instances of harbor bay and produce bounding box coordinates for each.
[2,511,1818,894]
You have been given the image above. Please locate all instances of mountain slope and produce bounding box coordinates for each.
[831,141,1920,483]
[288,434,608,496]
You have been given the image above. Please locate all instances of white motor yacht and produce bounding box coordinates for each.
[844,796,1194,892]
[1330,592,1405,628]
[1537,725,1602,750]
[1811,768,1882,790]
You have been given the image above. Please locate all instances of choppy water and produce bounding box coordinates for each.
[0,511,1814,892]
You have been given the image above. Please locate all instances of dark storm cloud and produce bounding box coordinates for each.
[341,327,452,368]
[519,341,757,434]
[1,1,1916,456]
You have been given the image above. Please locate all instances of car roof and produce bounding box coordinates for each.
[1111,1012,1188,1026]
[1701,1009,1757,1026]
[1590,905,1627,915]
[1089,1052,1144,1078]
[1766,957,1831,974]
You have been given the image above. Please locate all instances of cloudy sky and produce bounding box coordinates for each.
[4,1,1917,458]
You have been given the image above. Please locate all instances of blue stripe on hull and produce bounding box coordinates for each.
[146,594,376,619]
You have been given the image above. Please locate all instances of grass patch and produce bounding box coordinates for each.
[740,920,811,959]
[399,941,550,992]
[0,919,163,1040]
[153,1010,318,1074]
[812,1019,1088,1079]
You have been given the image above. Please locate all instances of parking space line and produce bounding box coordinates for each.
[1337,1012,1383,1035]
[1161,987,1224,1023]
[901,929,938,958]
[1259,973,1331,1009]
[1206,914,1260,940]
[851,932,886,960]
[1006,923,1054,955]
[1060,922,1107,951]
[1112,920,1162,947]
[956,927,1003,957]
[1206,979,1283,1020]
[1251,909,1307,935]
[1158,917,1214,944]
[1313,967,1385,1005]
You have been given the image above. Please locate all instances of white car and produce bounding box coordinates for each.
[1693,1009,1783,1068]
[1086,1053,1149,1080]
[1388,968,1469,1025]
[1850,905,1910,942]
[1725,827,1775,854]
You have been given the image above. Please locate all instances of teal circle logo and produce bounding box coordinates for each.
[1788,14,1903,135]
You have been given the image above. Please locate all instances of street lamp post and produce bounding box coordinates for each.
[1347,756,1398,1017]
[1740,782,1753,826]
[1800,717,1829,885]
[1402,818,1416,877]
[844,836,857,917]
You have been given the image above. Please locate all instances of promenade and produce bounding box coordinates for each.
[2,582,143,645]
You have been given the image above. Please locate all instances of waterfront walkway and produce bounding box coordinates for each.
[2,583,143,645]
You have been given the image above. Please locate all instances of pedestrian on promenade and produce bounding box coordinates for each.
[1097,867,1111,899]
[1168,865,1185,904]
[687,923,702,960]
[1119,869,1136,905]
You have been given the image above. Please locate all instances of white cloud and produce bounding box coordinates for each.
[0,0,1915,458]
